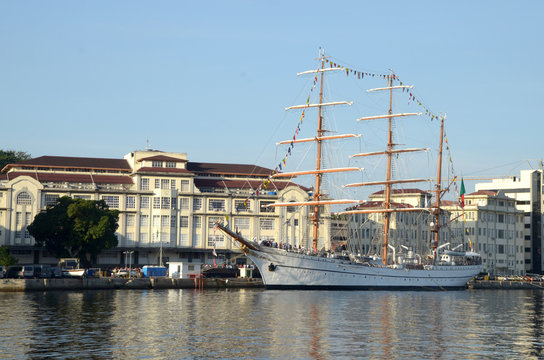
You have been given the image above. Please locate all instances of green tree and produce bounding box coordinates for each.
[28,196,119,267]
[0,246,19,267]
[0,150,31,170]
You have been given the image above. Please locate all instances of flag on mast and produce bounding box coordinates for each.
[459,178,466,208]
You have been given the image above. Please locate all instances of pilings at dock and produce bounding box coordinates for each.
[0,277,264,292]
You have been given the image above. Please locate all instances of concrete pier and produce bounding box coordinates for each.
[0,277,264,292]
[469,280,544,290]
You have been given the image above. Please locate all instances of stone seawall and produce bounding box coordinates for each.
[469,280,544,290]
[0,277,263,292]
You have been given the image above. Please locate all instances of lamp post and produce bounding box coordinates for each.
[123,250,134,277]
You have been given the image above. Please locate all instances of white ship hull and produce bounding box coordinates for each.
[249,247,482,290]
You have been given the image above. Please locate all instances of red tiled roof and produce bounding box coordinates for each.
[441,200,461,207]
[346,200,413,211]
[187,162,273,176]
[467,190,498,196]
[138,155,187,162]
[194,178,309,191]
[3,156,131,172]
[3,172,133,184]
[137,167,193,174]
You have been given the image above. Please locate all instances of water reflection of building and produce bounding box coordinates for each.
[0,150,327,266]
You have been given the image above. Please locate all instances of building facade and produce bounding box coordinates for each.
[343,189,437,261]
[0,150,329,267]
[442,190,525,276]
[475,170,544,273]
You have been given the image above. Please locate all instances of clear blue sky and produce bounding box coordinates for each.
[1,1,542,196]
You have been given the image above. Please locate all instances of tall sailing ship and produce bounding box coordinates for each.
[216,51,482,289]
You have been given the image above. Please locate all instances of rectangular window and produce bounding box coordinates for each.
[180,216,189,228]
[140,196,150,209]
[171,197,177,210]
[16,212,21,226]
[170,179,177,190]
[153,197,161,209]
[44,194,59,206]
[234,217,250,230]
[171,216,177,228]
[140,178,150,190]
[102,196,119,208]
[193,198,202,211]
[153,215,160,227]
[207,234,224,246]
[193,216,202,228]
[152,161,163,167]
[208,216,221,228]
[154,179,160,189]
[126,214,135,227]
[498,229,505,239]
[161,179,170,189]
[260,201,275,213]
[161,197,170,209]
[235,200,251,212]
[161,215,169,227]
[498,214,504,223]
[126,196,136,209]
[25,212,31,225]
[180,198,189,210]
[260,218,274,230]
[209,199,225,211]
[180,233,189,246]
[165,162,176,168]
[140,215,149,227]
[181,180,190,192]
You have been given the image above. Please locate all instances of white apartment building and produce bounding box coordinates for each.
[339,188,525,275]
[475,169,543,273]
[344,189,437,259]
[442,190,525,276]
[0,150,328,267]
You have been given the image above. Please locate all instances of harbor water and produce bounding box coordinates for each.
[1,288,543,359]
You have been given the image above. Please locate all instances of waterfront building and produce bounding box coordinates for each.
[475,169,543,273]
[337,187,525,275]
[0,150,324,266]
[342,189,436,259]
[441,190,525,276]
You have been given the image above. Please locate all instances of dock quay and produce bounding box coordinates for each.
[469,279,544,290]
[0,277,264,292]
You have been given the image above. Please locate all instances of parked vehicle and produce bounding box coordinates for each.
[50,267,63,278]
[23,265,52,279]
[5,265,24,279]
[0,266,5,278]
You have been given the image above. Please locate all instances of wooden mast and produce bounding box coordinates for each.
[311,52,326,252]
[432,115,445,263]
[382,73,394,265]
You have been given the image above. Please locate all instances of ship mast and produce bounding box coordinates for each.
[269,50,359,251]
[310,53,327,252]
[381,73,395,265]
[342,75,423,265]
[432,115,445,263]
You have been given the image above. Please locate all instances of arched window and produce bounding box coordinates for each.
[16,192,32,205]
[287,200,297,213]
